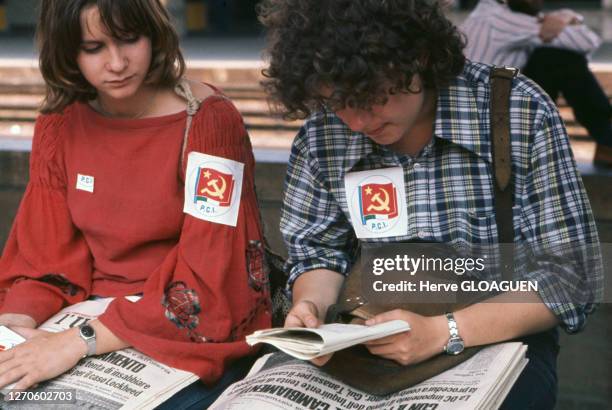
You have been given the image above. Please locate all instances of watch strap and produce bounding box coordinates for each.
[79,324,97,357]
[445,312,459,338]
[444,312,464,355]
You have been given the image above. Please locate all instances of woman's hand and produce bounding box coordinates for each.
[0,314,37,329]
[364,309,448,366]
[0,326,86,390]
[284,300,333,366]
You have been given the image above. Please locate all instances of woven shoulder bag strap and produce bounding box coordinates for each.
[490,66,518,280]
[174,79,202,172]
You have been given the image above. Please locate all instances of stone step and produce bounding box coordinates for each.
[0,121,594,158]
[0,65,269,90]
[0,110,301,131]
[0,100,584,123]
[0,115,591,148]
[0,94,43,108]
[0,93,270,109]
[0,95,288,119]
[2,63,612,89]
[0,109,37,121]
[0,94,594,139]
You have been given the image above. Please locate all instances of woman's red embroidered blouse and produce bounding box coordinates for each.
[0,95,271,382]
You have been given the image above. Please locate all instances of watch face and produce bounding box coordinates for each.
[80,325,95,338]
[446,338,464,355]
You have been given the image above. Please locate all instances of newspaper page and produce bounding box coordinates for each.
[210,343,528,410]
[2,298,198,410]
[246,320,410,360]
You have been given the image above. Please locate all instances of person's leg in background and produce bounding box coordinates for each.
[522,47,612,166]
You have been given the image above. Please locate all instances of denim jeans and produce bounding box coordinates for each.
[154,355,255,410]
[500,328,559,410]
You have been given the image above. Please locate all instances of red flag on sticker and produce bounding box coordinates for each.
[194,167,235,207]
[359,182,398,224]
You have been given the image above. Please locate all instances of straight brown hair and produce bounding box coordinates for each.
[37,0,185,113]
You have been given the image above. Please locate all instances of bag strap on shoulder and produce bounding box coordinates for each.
[490,66,518,280]
[489,66,517,238]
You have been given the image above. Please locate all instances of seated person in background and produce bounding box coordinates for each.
[257,0,602,409]
[0,0,270,408]
[461,0,612,166]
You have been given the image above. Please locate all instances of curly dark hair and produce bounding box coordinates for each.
[258,0,466,120]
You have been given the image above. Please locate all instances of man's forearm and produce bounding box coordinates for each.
[454,292,558,348]
[292,269,345,320]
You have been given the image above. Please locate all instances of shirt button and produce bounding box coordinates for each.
[417,230,427,239]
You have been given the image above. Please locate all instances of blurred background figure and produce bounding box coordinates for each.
[461,0,612,167]
[0,0,7,33]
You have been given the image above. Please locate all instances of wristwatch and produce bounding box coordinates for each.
[78,323,97,357]
[443,312,464,355]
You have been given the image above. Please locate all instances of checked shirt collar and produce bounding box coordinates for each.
[342,67,491,173]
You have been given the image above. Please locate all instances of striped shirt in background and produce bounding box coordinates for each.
[460,0,601,68]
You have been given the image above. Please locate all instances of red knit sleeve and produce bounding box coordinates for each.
[98,96,271,382]
[0,111,93,324]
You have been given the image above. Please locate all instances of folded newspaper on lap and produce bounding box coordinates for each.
[0,298,198,410]
[246,320,410,360]
[211,343,528,410]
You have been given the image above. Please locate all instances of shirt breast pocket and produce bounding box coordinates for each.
[452,210,498,245]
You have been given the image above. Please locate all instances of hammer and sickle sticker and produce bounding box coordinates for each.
[184,152,244,227]
[344,167,408,239]
[201,177,227,199]
[366,188,391,213]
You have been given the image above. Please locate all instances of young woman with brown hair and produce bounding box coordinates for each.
[0,1,270,407]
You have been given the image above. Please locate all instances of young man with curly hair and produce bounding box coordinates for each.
[258,1,601,408]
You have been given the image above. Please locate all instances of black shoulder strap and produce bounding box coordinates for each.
[490,66,518,279]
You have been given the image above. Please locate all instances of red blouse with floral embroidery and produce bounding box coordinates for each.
[0,94,271,383]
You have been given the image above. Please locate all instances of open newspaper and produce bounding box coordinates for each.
[0,297,198,409]
[246,320,410,360]
[211,343,528,410]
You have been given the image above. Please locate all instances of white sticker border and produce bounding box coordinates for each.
[76,173,95,193]
[344,167,408,239]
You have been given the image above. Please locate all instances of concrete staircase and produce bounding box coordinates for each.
[0,65,610,151]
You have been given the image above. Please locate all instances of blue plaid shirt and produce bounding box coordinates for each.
[280,61,601,333]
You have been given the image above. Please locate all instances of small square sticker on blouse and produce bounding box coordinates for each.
[184,151,244,227]
[76,174,95,193]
